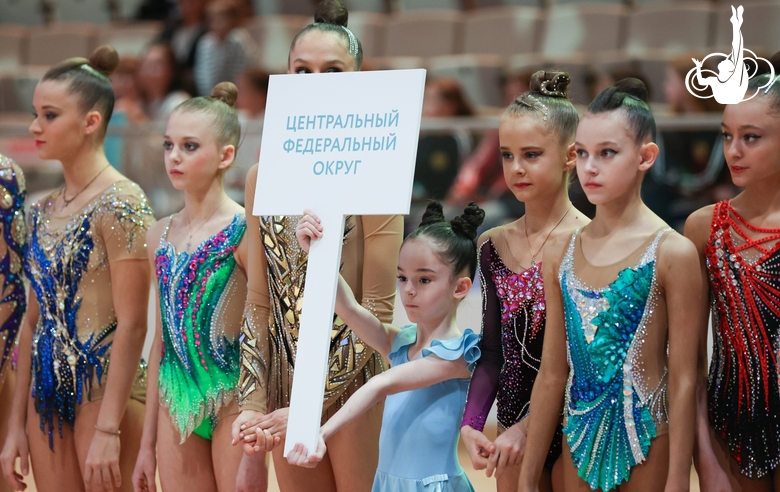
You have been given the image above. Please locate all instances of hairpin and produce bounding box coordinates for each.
[340,26,359,59]
[80,63,105,79]
[540,74,570,98]
[524,94,549,121]
[765,73,780,94]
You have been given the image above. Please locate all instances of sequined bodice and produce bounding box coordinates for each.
[559,227,670,491]
[487,240,545,426]
[0,156,26,380]
[26,181,154,447]
[260,215,380,411]
[155,214,246,440]
[706,200,780,478]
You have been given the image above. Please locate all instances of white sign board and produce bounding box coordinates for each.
[253,69,427,457]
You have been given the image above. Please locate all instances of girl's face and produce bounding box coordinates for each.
[30,80,100,160]
[499,114,574,203]
[397,238,469,325]
[721,96,780,188]
[288,30,355,74]
[163,110,233,191]
[575,112,655,205]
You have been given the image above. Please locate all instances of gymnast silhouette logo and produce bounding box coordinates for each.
[686,5,774,104]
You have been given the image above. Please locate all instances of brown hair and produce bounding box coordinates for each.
[175,81,241,148]
[428,78,475,117]
[289,0,363,70]
[42,45,119,134]
[504,70,578,146]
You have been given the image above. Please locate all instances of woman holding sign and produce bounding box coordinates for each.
[230,1,404,491]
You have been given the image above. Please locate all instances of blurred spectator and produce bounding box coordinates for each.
[138,42,191,121]
[158,0,210,95]
[422,78,475,118]
[193,0,258,97]
[111,58,147,123]
[236,68,269,120]
[446,71,532,210]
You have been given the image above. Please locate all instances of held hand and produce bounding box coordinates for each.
[131,446,157,492]
[459,426,492,471]
[235,453,269,492]
[487,422,527,479]
[233,409,269,455]
[251,407,289,453]
[286,436,326,469]
[83,430,122,492]
[0,427,30,491]
[692,58,703,67]
[295,210,322,254]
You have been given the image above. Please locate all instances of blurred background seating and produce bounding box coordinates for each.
[1,0,775,227]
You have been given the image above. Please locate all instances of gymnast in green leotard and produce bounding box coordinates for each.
[132,81,267,492]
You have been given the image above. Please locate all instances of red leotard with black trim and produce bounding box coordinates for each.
[706,200,780,478]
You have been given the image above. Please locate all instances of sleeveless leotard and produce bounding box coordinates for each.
[155,214,247,441]
[560,228,671,491]
[706,200,780,478]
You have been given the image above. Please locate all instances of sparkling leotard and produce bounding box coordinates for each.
[155,214,247,441]
[461,236,562,469]
[560,228,670,491]
[26,181,154,448]
[0,155,26,387]
[706,200,780,478]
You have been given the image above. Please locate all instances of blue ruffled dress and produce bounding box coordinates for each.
[372,324,481,492]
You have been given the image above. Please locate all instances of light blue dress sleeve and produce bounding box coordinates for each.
[422,328,482,372]
[388,324,418,366]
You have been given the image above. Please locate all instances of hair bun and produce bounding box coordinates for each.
[529,70,570,99]
[89,45,119,77]
[210,81,238,108]
[614,77,649,103]
[450,202,485,241]
[314,0,349,26]
[419,201,446,227]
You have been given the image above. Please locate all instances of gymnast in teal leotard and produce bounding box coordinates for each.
[518,78,701,492]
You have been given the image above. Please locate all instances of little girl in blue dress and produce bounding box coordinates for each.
[288,202,484,491]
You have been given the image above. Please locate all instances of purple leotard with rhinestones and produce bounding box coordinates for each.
[461,238,562,468]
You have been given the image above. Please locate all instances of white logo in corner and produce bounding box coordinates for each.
[685,5,775,104]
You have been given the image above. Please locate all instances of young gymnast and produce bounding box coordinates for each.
[459,70,588,492]
[0,46,155,492]
[518,78,701,492]
[686,72,780,491]
[131,81,265,492]
[289,202,484,491]
[0,154,26,492]
[230,1,404,490]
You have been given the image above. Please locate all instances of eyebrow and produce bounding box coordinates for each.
[293,58,347,66]
[575,141,618,147]
[33,105,61,111]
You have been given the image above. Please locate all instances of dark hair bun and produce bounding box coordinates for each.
[614,78,649,103]
[314,0,348,27]
[210,81,238,107]
[450,202,485,241]
[419,201,446,227]
[529,70,571,99]
[89,45,119,77]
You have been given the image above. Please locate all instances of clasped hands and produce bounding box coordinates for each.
[231,408,287,454]
[461,422,527,479]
